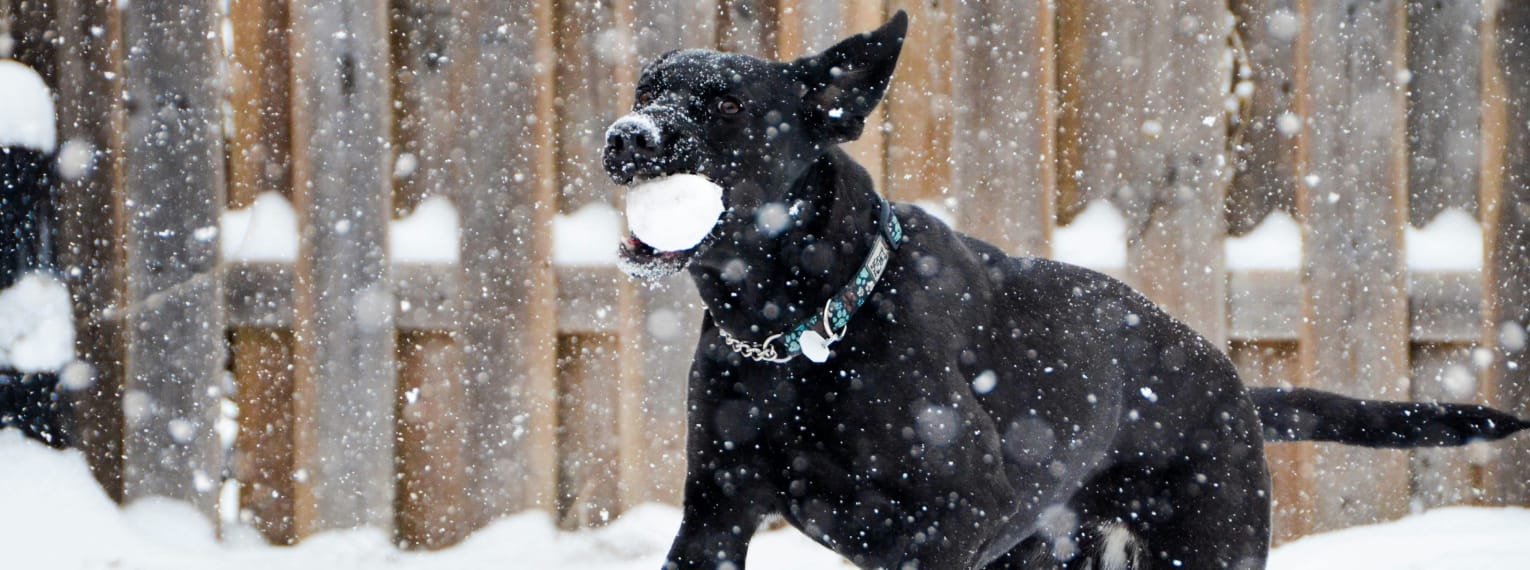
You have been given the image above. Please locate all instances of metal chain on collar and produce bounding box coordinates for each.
[717,329,791,363]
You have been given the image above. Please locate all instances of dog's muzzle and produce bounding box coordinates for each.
[602,108,699,185]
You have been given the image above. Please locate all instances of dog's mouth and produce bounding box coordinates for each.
[616,173,727,280]
[617,231,712,280]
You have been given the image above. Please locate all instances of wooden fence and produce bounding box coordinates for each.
[5,0,1528,551]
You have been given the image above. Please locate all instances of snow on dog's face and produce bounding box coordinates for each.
[603,13,907,279]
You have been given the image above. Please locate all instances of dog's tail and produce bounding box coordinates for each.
[1250,387,1530,448]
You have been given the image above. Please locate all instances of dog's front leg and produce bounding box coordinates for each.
[663,471,770,570]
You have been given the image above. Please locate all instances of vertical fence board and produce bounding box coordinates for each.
[1484,0,1530,506]
[1406,0,1481,225]
[717,0,775,58]
[1228,0,1301,235]
[55,0,124,501]
[395,331,467,548]
[389,0,457,214]
[1056,0,1230,340]
[556,334,622,529]
[950,0,1053,258]
[1230,342,1311,544]
[1298,0,1412,531]
[117,0,227,521]
[1410,344,1483,508]
[228,0,291,207]
[884,0,951,206]
[555,0,626,213]
[452,0,561,525]
[288,0,397,534]
[232,329,296,544]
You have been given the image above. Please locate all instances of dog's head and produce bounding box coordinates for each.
[604,11,908,279]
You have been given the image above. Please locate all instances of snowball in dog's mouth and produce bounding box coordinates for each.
[618,174,725,280]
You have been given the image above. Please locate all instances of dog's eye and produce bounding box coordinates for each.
[636,91,656,107]
[716,96,743,116]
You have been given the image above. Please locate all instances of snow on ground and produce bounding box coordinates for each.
[0,272,75,373]
[4,429,1528,570]
[0,59,56,153]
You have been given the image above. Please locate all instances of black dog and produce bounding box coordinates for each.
[603,12,1529,569]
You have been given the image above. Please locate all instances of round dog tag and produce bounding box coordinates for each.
[799,330,832,363]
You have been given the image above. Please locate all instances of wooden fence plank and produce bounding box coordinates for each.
[1230,342,1311,544]
[117,0,227,521]
[54,0,124,502]
[1228,0,1301,235]
[229,0,291,207]
[717,0,775,58]
[950,0,1053,258]
[1406,0,1481,225]
[395,331,467,549]
[288,0,398,534]
[114,0,224,519]
[1298,0,1412,531]
[388,0,457,215]
[556,333,622,529]
[232,328,296,544]
[555,0,626,213]
[884,0,951,206]
[1484,0,1530,506]
[1410,343,1483,508]
[1056,0,1230,341]
[451,0,561,526]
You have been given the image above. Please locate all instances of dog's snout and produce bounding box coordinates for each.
[604,112,689,184]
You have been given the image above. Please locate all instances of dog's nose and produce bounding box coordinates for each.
[604,114,663,176]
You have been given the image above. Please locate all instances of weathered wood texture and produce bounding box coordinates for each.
[1057,0,1230,343]
[395,331,467,549]
[883,0,950,205]
[233,329,297,544]
[717,0,775,58]
[288,0,398,534]
[388,0,457,214]
[1228,0,1300,235]
[555,333,623,529]
[1410,343,1485,508]
[228,0,291,207]
[1297,0,1412,531]
[1485,0,1530,506]
[950,0,1053,258]
[1230,342,1311,545]
[1406,0,1481,225]
[450,0,561,526]
[54,0,125,501]
[117,0,227,521]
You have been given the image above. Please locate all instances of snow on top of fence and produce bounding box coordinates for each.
[0,272,74,373]
[389,195,461,264]
[220,192,299,262]
[554,202,622,267]
[1052,200,1127,270]
[0,60,56,153]
[1406,208,1483,272]
[1225,210,1303,271]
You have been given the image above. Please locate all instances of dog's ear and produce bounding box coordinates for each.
[790,10,907,144]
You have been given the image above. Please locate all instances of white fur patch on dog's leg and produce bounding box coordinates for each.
[1098,523,1139,570]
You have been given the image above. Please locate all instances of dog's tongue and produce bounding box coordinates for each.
[625,174,725,252]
